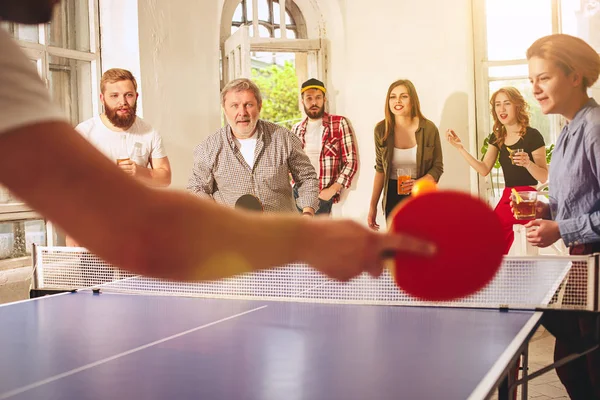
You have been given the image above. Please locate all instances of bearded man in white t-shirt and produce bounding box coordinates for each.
[67,68,171,246]
[76,68,171,188]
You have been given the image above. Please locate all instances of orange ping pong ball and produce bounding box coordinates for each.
[411,180,437,197]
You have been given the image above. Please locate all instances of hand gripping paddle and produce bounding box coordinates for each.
[386,189,505,301]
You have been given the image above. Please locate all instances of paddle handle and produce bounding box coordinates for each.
[381,250,395,259]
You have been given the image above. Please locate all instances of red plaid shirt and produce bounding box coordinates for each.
[291,112,358,202]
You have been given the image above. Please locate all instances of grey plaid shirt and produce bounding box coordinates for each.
[187,120,319,213]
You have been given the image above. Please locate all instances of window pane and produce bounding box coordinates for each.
[489,79,552,145]
[246,0,254,21]
[47,0,91,51]
[485,0,552,60]
[231,25,239,35]
[274,28,295,38]
[0,219,46,260]
[273,1,280,24]
[251,52,301,130]
[1,22,39,43]
[488,64,529,78]
[0,186,12,204]
[16,24,39,43]
[285,11,292,25]
[258,0,270,21]
[561,0,600,52]
[233,3,244,22]
[48,56,93,126]
[258,24,271,38]
[0,184,28,205]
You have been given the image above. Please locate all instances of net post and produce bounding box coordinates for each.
[31,243,40,290]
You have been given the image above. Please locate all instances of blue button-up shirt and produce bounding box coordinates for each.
[549,98,600,247]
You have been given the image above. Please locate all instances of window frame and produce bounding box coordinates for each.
[0,0,101,269]
[220,0,323,87]
[472,0,564,201]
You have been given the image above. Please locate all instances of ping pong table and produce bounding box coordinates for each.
[0,246,598,400]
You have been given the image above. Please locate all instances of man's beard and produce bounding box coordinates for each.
[104,102,137,129]
[304,104,324,119]
[227,116,258,139]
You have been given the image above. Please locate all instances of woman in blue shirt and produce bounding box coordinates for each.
[525,33,600,399]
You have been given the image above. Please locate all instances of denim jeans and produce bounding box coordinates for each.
[293,185,333,215]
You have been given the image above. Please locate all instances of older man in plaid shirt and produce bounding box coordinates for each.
[187,78,319,215]
[291,79,358,215]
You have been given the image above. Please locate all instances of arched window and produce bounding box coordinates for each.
[231,0,301,39]
[220,0,324,128]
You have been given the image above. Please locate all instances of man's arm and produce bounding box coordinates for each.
[0,121,434,281]
[335,117,358,189]
[186,143,216,199]
[149,157,172,186]
[288,133,319,214]
[144,156,172,187]
[120,156,172,187]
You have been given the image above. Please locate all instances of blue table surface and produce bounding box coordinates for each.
[0,291,539,400]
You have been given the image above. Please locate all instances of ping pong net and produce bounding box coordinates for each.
[31,245,600,311]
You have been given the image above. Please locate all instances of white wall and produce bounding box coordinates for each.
[99,0,144,116]
[136,0,223,188]
[100,0,477,222]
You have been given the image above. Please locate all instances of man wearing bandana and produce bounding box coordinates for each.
[291,78,358,215]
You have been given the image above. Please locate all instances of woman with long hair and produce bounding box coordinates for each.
[446,87,548,253]
[523,33,600,399]
[368,79,443,230]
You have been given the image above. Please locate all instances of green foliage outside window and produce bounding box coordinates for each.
[251,61,303,130]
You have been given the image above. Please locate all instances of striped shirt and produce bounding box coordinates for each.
[187,120,319,213]
[291,112,358,203]
[549,98,600,247]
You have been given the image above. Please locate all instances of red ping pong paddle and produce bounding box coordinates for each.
[385,190,505,301]
[235,194,264,212]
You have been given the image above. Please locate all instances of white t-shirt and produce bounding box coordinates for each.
[0,30,66,135]
[304,119,323,173]
[76,115,167,167]
[233,136,258,170]
[391,146,418,179]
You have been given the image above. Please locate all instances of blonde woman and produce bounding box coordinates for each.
[523,34,600,400]
[368,79,443,230]
[446,87,548,253]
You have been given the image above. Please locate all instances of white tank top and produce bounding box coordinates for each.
[390,146,417,180]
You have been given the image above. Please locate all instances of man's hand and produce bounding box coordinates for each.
[318,186,338,201]
[117,159,142,177]
[305,219,435,281]
[301,207,315,217]
[319,183,342,201]
[524,219,561,248]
